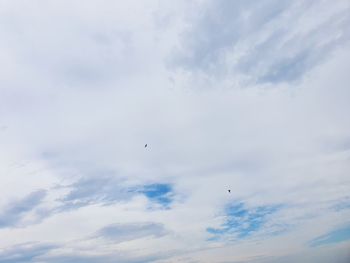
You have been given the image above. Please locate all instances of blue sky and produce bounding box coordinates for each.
[0,0,349,262]
[207,202,283,240]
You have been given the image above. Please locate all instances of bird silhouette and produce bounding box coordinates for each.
[145,144,147,148]
[228,190,231,193]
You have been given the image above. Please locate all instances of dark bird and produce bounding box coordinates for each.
[228,190,231,193]
[145,144,147,148]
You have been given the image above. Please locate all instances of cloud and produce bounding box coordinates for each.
[0,0,157,90]
[0,190,47,228]
[0,1,349,262]
[96,222,167,243]
[172,0,350,84]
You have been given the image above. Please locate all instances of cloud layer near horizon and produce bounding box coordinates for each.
[0,0,349,262]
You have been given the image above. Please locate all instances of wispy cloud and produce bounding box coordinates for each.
[57,175,175,211]
[42,253,164,263]
[58,176,134,210]
[0,243,56,263]
[0,242,165,263]
[0,190,46,228]
[309,224,350,247]
[172,0,350,84]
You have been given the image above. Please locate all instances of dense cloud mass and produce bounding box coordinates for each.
[0,0,349,262]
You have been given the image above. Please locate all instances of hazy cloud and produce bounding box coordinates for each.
[96,222,167,243]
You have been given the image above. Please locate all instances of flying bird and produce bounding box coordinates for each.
[228,190,231,193]
[144,144,147,148]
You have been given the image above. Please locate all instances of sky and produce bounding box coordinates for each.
[0,0,349,262]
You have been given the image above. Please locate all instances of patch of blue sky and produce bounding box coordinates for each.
[309,225,350,247]
[139,183,174,208]
[207,202,281,240]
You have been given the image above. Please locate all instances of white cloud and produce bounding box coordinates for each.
[0,0,349,262]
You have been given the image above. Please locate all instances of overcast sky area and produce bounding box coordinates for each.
[0,0,350,262]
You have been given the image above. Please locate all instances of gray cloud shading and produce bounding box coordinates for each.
[245,246,350,263]
[0,190,46,228]
[174,0,291,69]
[0,243,57,263]
[0,242,164,263]
[240,12,350,84]
[40,255,161,263]
[172,0,350,84]
[96,222,167,243]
